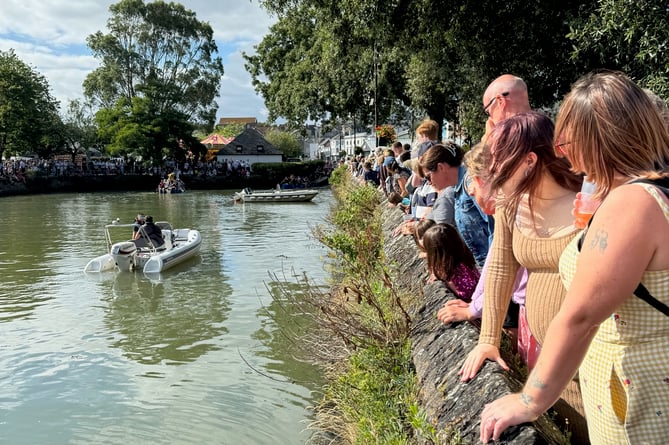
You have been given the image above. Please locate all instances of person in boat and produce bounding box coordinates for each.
[133,215,165,249]
[132,213,146,240]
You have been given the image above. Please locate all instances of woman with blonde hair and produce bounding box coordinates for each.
[480,71,669,444]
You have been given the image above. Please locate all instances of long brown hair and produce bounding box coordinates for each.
[555,70,669,197]
[487,111,581,212]
[422,223,476,282]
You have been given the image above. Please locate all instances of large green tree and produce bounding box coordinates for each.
[250,0,596,142]
[84,0,224,163]
[0,50,61,160]
[569,0,669,99]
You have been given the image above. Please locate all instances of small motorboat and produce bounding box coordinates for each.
[233,187,319,203]
[84,221,201,274]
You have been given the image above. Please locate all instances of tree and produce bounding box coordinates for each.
[214,122,245,138]
[569,0,669,99]
[0,49,61,160]
[252,0,597,142]
[264,129,303,159]
[84,0,225,163]
[246,1,403,128]
[61,99,100,163]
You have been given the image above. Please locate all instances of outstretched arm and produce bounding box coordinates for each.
[479,184,663,442]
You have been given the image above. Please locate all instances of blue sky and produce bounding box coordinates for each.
[0,0,277,122]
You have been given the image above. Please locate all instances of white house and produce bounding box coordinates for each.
[215,128,283,166]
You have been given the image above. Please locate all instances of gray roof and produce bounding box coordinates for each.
[216,128,283,156]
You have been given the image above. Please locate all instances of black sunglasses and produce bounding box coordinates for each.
[483,92,509,116]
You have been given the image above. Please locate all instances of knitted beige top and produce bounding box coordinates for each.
[480,202,579,347]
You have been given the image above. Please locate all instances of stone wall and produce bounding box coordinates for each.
[381,205,567,444]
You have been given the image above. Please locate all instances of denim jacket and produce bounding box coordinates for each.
[454,165,494,267]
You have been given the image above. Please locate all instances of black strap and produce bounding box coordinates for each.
[634,282,669,316]
[576,178,669,316]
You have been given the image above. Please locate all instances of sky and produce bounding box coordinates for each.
[0,0,277,123]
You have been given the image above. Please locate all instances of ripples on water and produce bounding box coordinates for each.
[0,190,331,444]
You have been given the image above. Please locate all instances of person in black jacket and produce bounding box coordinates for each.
[133,215,165,249]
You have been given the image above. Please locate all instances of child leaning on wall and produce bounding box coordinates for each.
[421,223,480,302]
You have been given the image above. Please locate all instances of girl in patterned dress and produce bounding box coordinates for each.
[479,71,669,444]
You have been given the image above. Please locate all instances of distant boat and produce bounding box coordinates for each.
[157,178,186,194]
[233,187,319,203]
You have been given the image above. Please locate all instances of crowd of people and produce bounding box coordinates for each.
[352,71,669,444]
[0,156,304,182]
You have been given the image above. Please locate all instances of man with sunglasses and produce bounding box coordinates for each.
[482,75,531,139]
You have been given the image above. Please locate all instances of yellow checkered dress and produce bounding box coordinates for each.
[559,183,669,444]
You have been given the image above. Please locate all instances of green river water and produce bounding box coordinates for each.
[0,189,332,444]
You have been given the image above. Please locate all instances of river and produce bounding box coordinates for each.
[0,189,332,444]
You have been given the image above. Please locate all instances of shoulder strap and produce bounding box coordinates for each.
[577,178,669,317]
[634,283,669,316]
[631,177,669,198]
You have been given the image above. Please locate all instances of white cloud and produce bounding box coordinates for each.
[0,0,276,121]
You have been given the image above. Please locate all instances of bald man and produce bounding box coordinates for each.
[482,74,531,138]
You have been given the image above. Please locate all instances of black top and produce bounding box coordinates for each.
[141,222,165,248]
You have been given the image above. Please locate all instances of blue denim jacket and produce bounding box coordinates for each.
[454,165,494,267]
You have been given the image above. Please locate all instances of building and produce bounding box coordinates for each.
[215,127,282,166]
[217,117,258,128]
[316,127,414,160]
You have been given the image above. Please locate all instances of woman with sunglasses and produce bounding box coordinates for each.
[480,71,669,444]
[458,111,589,442]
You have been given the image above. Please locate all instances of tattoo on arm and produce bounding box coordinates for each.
[520,392,533,408]
[530,376,547,389]
[588,229,608,252]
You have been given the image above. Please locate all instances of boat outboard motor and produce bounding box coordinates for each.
[111,241,138,272]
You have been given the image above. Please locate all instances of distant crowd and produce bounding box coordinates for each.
[0,156,335,185]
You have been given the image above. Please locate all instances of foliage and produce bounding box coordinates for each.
[214,122,246,138]
[375,124,396,142]
[322,342,418,444]
[247,1,402,127]
[0,49,61,159]
[288,167,442,443]
[253,0,596,142]
[85,0,224,162]
[568,0,669,99]
[61,99,100,161]
[263,128,303,159]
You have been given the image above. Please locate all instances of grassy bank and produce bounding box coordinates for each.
[276,166,438,444]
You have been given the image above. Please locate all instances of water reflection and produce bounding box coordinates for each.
[99,270,231,366]
[0,189,332,445]
[252,276,325,390]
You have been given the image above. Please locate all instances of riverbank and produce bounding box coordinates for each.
[308,169,571,443]
[0,173,325,197]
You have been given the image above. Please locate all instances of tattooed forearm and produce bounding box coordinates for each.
[588,229,608,252]
[520,392,533,408]
[530,376,547,389]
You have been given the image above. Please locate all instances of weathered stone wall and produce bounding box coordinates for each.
[381,204,566,444]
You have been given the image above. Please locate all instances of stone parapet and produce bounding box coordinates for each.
[381,204,566,444]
